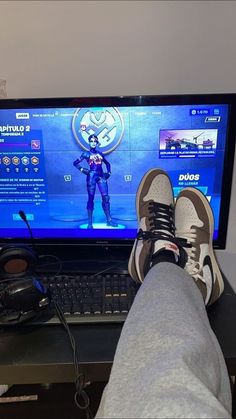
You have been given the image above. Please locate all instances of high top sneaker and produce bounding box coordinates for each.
[175,187,224,306]
[128,169,187,283]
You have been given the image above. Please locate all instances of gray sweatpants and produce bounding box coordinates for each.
[96,263,232,418]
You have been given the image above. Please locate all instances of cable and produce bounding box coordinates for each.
[37,257,124,281]
[53,298,94,419]
[37,254,63,276]
[18,210,36,253]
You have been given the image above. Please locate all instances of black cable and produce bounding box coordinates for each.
[18,210,36,253]
[53,298,94,419]
[86,261,125,280]
[37,254,63,276]
[37,258,124,283]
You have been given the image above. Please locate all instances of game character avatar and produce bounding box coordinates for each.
[73,134,118,229]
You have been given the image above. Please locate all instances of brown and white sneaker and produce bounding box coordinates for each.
[128,169,187,283]
[175,187,224,306]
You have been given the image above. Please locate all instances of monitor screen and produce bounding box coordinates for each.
[0,94,235,250]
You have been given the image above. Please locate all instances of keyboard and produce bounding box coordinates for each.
[35,272,140,324]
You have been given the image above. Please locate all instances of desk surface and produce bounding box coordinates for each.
[0,280,235,385]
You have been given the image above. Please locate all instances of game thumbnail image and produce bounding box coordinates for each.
[159,129,218,158]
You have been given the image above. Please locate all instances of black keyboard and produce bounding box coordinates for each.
[35,272,140,324]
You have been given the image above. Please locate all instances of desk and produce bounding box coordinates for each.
[0,280,235,386]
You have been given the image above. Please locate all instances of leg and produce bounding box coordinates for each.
[97,263,231,418]
[98,179,117,227]
[97,169,232,418]
[86,175,96,228]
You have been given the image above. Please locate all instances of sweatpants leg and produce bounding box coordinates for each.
[96,263,232,418]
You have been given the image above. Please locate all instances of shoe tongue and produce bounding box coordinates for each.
[153,240,180,262]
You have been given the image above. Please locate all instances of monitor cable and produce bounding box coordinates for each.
[18,209,64,277]
[53,298,94,419]
[17,210,93,417]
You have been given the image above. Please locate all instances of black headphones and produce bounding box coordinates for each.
[0,244,37,278]
[0,244,50,324]
[0,277,50,324]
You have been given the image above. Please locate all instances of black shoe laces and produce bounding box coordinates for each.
[138,201,175,239]
[136,201,191,268]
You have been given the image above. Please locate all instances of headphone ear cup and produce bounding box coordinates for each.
[0,246,37,278]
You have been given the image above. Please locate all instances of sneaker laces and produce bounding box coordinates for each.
[137,202,190,266]
[143,201,175,238]
[176,227,203,282]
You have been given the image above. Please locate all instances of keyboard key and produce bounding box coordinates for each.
[113,304,120,314]
[63,305,72,314]
[113,287,119,296]
[105,303,113,314]
[82,304,91,314]
[93,304,102,314]
[120,302,129,313]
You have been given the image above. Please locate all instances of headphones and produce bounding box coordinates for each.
[0,244,50,324]
[0,277,50,324]
[0,244,37,278]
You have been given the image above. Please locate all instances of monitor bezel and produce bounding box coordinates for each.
[0,93,235,251]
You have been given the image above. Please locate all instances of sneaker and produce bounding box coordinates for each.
[128,169,187,283]
[175,187,224,306]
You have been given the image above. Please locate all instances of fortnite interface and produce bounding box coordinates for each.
[0,104,228,240]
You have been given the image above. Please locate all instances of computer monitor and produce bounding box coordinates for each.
[0,94,235,259]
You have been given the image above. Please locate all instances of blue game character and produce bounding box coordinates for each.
[73,134,118,229]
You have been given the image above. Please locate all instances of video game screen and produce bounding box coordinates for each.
[0,101,230,244]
